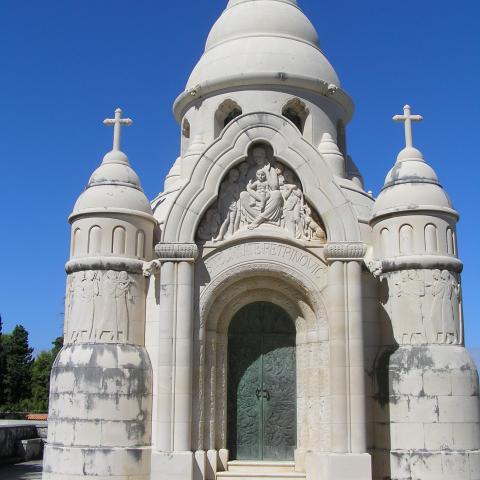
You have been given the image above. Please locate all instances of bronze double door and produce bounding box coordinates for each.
[227,302,296,461]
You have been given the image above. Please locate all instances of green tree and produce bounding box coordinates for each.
[29,336,64,412]
[3,325,34,409]
[0,315,4,406]
[30,351,53,412]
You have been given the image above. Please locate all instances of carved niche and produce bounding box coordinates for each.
[196,143,326,243]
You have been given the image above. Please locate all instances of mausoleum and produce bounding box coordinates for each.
[43,1,480,479]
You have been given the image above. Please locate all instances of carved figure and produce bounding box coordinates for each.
[215,169,241,241]
[247,169,271,213]
[239,145,283,230]
[395,270,426,344]
[115,271,133,342]
[301,205,326,241]
[196,143,326,243]
[429,270,460,344]
[197,208,221,242]
[71,270,100,343]
[281,170,303,237]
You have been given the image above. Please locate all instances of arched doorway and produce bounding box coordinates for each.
[227,302,297,461]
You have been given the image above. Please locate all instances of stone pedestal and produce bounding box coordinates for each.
[43,344,153,480]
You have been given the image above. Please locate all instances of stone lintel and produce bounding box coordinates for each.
[324,242,367,264]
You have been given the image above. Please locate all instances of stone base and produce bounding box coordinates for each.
[42,445,151,479]
[305,453,372,480]
[389,449,480,480]
[151,451,194,480]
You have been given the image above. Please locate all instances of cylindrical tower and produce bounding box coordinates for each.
[370,106,480,479]
[43,109,156,480]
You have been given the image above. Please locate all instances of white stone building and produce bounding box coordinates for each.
[43,1,480,479]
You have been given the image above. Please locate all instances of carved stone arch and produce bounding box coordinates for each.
[193,246,330,453]
[162,112,362,243]
[214,99,242,138]
[282,98,309,134]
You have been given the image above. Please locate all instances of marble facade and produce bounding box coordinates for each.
[44,1,480,480]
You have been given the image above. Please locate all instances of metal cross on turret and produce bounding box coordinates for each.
[103,108,133,151]
[393,104,423,149]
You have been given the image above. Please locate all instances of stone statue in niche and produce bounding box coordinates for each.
[196,144,326,242]
[388,269,462,345]
[66,270,135,344]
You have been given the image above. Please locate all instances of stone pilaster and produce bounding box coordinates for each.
[305,243,372,480]
[148,243,199,480]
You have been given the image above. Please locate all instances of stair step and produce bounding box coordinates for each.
[227,461,295,473]
[217,473,305,480]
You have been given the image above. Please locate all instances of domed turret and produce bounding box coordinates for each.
[368,105,479,478]
[371,105,459,264]
[43,108,155,480]
[69,108,155,261]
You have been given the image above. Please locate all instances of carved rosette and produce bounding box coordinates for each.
[324,242,367,263]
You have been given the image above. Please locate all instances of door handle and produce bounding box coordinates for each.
[262,389,270,401]
[255,388,262,400]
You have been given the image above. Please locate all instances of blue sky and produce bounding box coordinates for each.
[0,0,478,357]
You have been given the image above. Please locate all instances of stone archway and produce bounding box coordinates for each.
[192,240,330,475]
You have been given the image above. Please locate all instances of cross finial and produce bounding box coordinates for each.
[103,108,133,151]
[393,105,423,148]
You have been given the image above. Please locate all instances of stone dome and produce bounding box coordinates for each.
[185,0,340,91]
[372,147,454,219]
[72,150,153,217]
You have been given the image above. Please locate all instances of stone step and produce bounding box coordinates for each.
[217,473,305,480]
[227,461,296,473]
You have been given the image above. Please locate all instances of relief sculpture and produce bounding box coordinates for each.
[196,144,326,243]
[388,269,462,345]
[66,270,136,344]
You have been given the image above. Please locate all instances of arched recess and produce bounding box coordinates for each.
[192,245,329,462]
[282,98,309,134]
[162,112,362,244]
[214,99,242,138]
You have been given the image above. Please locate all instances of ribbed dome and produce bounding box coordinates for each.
[72,150,153,217]
[372,147,453,219]
[185,0,340,91]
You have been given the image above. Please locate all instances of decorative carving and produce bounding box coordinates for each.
[155,243,199,261]
[428,269,461,344]
[367,259,384,277]
[324,242,367,261]
[66,270,137,344]
[196,144,326,243]
[384,269,462,345]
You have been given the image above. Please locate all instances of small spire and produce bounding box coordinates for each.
[393,105,423,149]
[103,108,133,152]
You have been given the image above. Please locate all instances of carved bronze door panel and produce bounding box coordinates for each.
[228,302,296,461]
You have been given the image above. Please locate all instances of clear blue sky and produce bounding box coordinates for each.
[0,1,478,356]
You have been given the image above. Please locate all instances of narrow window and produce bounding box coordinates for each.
[214,100,242,138]
[399,224,414,255]
[424,224,438,253]
[88,226,102,254]
[136,230,146,258]
[380,228,390,257]
[112,226,126,255]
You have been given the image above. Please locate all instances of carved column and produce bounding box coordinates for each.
[150,243,199,480]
